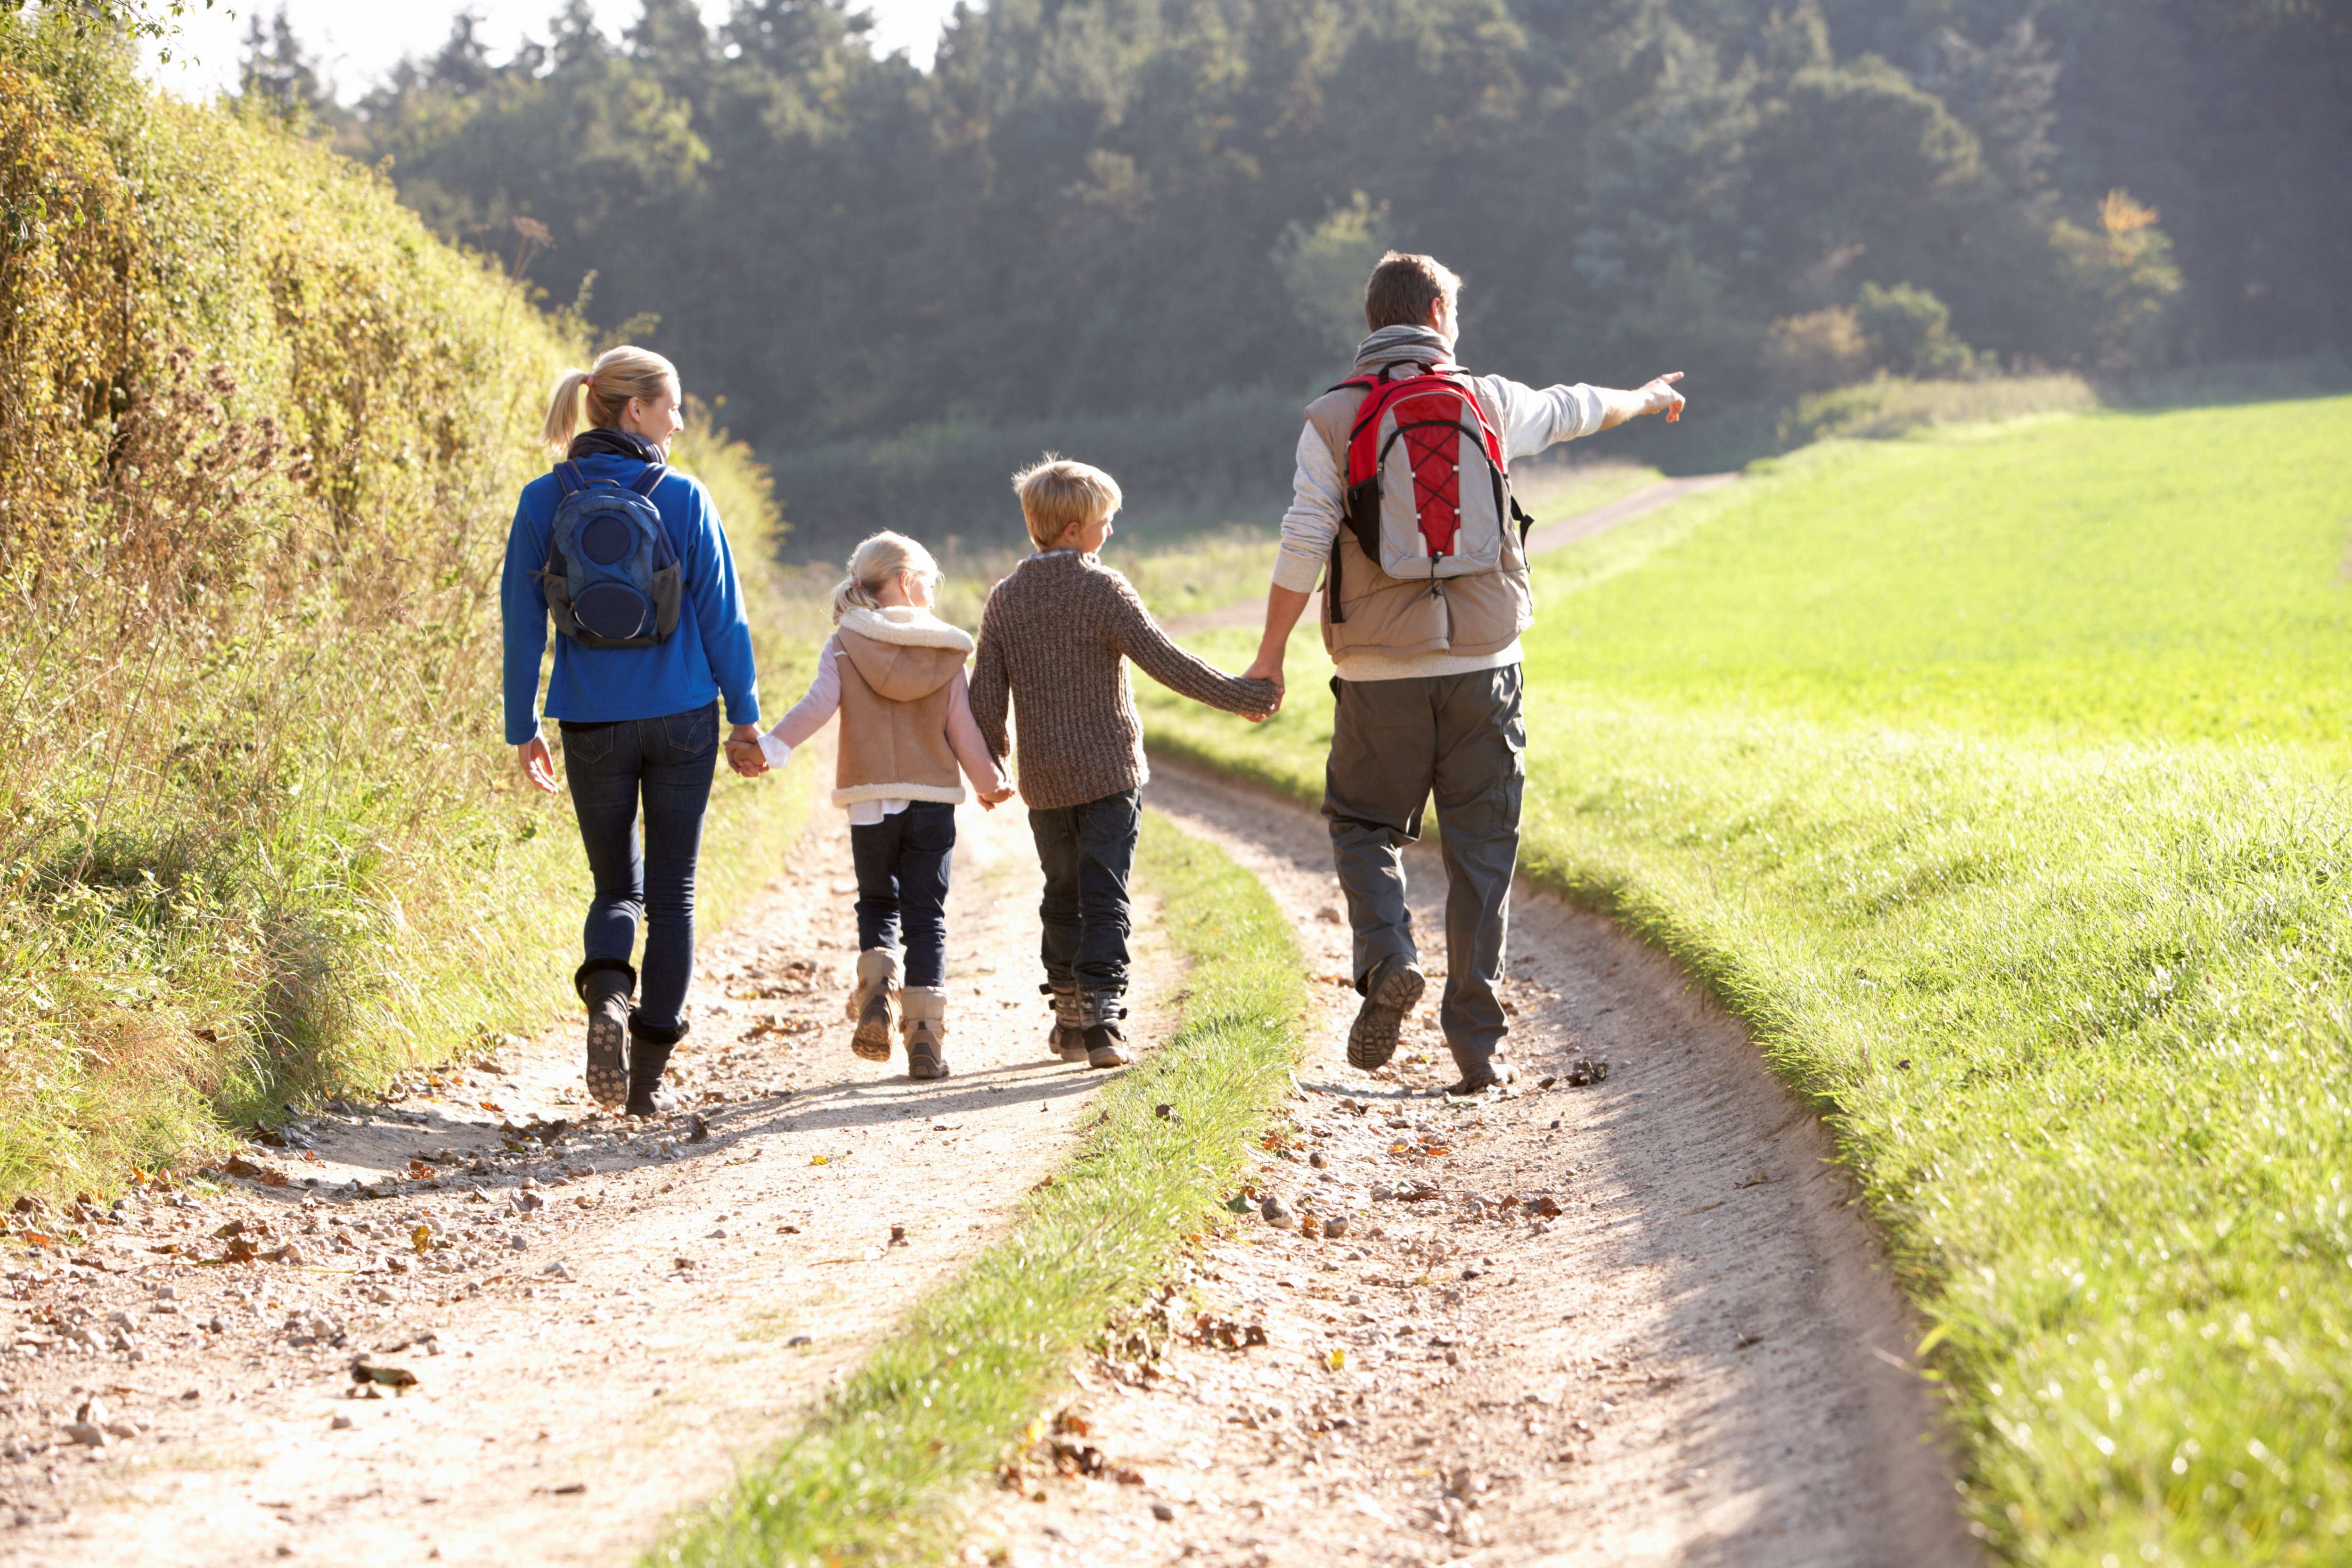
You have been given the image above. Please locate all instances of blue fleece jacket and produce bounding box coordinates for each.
[501,454,761,744]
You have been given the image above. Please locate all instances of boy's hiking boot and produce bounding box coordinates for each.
[625,1017,685,1119]
[901,987,951,1080]
[576,958,637,1111]
[1077,989,1134,1070]
[1043,983,1089,1062]
[1347,956,1426,1071]
[1445,1061,1519,1097]
[849,948,901,1062]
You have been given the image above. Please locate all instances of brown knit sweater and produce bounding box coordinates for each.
[971,551,1277,810]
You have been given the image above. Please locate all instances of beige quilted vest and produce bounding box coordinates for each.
[831,606,971,807]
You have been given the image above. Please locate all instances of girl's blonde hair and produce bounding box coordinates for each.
[832,531,940,621]
[541,344,678,449]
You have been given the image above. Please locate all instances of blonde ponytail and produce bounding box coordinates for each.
[831,531,940,622]
[539,345,679,451]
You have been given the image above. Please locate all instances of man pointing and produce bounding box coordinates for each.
[1241,252,1685,1094]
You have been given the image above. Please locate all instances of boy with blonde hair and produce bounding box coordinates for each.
[972,457,1278,1068]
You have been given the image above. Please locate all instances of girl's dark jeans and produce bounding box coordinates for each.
[849,801,957,988]
[1029,789,1140,994]
[560,702,719,1035]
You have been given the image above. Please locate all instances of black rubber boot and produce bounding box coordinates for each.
[575,958,637,1111]
[626,1015,686,1119]
[1347,956,1426,1071]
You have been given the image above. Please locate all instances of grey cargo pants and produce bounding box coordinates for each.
[1323,664,1525,1070]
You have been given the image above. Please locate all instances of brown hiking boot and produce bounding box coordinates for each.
[1347,956,1425,1071]
[1445,1060,1519,1097]
[901,986,951,1080]
[849,948,900,1062]
[1044,983,1089,1062]
[1077,989,1133,1069]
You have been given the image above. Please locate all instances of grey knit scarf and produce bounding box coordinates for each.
[1351,324,1457,377]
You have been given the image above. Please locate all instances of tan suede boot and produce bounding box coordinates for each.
[849,948,901,1062]
[900,986,950,1080]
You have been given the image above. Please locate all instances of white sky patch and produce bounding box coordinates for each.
[143,0,963,102]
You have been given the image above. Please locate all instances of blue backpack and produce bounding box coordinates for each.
[536,461,684,647]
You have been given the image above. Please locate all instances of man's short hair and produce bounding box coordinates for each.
[1013,456,1123,550]
[1364,252,1462,332]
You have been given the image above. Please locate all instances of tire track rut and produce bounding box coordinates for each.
[974,758,1975,1568]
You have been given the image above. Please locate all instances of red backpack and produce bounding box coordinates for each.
[1327,364,1533,621]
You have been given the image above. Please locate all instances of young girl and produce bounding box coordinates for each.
[759,532,1012,1078]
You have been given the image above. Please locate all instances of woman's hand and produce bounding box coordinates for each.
[516,736,558,795]
[978,783,1016,811]
[724,724,768,778]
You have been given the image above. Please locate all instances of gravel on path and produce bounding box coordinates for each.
[969,757,1978,1568]
[0,758,1171,1566]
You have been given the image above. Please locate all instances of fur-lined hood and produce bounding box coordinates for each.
[836,604,974,652]
[835,605,972,703]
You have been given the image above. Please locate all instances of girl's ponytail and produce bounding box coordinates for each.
[830,531,939,623]
[542,368,592,449]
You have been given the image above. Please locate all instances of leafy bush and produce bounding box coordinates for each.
[0,18,804,1200]
[1855,282,1980,378]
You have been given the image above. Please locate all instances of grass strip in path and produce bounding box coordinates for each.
[653,810,1307,1567]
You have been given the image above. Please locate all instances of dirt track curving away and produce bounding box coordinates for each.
[971,757,1978,1568]
[0,735,1974,1567]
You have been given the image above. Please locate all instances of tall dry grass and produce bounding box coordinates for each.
[0,19,810,1200]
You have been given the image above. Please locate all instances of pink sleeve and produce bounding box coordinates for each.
[946,667,1008,792]
[770,635,844,748]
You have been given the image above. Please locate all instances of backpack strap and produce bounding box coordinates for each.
[554,461,587,496]
[628,463,668,498]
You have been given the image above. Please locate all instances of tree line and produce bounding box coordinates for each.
[244,0,2350,462]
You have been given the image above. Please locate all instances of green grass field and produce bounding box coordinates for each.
[1135,395,2352,1565]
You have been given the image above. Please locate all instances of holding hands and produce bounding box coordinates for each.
[724,723,768,778]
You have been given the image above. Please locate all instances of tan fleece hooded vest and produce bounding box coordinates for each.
[831,605,972,808]
[1305,377,1533,661]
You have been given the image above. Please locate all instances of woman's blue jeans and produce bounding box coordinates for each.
[560,702,719,1036]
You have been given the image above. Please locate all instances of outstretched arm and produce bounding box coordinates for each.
[1592,372,1686,431]
[1101,572,1279,720]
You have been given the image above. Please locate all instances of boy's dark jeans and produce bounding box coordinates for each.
[850,801,957,988]
[561,701,719,1036]
[1029,789,1141,994]
[1323,666,1525,1070]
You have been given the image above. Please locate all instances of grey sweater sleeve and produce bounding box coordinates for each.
[970,592,1011,760]
[1098,571,1277,717]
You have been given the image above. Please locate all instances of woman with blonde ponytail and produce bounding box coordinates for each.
[756,531,1013,1080]
[500,344,768,1119]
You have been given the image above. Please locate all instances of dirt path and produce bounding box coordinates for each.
[1161,473,1740,637]
[0,756,1172,1565]
[973,758,1977,1568]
